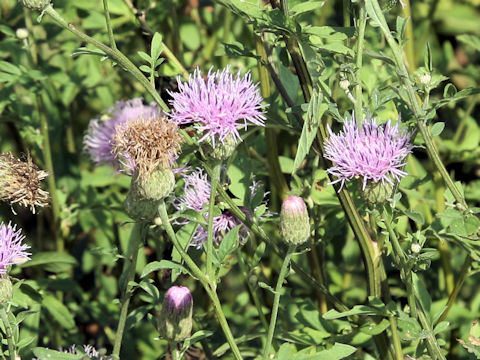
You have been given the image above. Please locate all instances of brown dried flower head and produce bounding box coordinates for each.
[113,116,183,176]
[0,153,49,213]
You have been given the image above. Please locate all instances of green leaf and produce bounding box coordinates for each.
[290,1,325,16]
[360,319,390,335]
[150,32,164,61]
[42,294,76,329]
[425,42,433,72]
[292,90,327,173]
[457,34,480,52]
[141,260,188,278]
[303,26,355,41]
[258,281,276,294]
[32,348,81,360]
[431,122,445,137]
[21,252,77,273]
[0,61,22,75]
[216,226,240,264]
[412,273,431,317]
[137,51,152,64]
[403,209,425,226]
[251,242,266,266]
[323,305,380,319]
[295,343,357,360]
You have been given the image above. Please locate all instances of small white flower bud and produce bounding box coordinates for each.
[15,28,29,40]
[411,242,421,254]
[339,78,350,91]
[419,73,431,86]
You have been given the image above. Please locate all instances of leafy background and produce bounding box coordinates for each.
[1,0,480,358]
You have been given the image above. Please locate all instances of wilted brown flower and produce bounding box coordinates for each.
[0,153,49,213]
[113,116,183,176]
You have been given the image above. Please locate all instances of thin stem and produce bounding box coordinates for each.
[353,4,367,120]
[235,249,269,332]
[113,223,146,357]
[389,316,403,360]
[169,341,180,360]
[437,256,471,324]
[43,5,169,111]
[263,245,296,358]
[0,307,15,360]
[157,201,243,360]
[102,0,117,49]
[206,163,221,280]
[401,0,415,72]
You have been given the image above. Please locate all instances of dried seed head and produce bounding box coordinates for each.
[113,116,182,176]
[0,153,49,213]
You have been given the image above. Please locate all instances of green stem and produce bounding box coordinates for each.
[263,245,296,358]
[437,256,471,324]
[0,307,15,360]
[43,5,169,111]
[102,0,117,49]
[169,341,180,360]
[389,316,404,360]
[157,201,243,360]
[235,249,269,332]
[353,4,367,120]
[113,223,146,357]
[401,0,415,72]
[206,163,221,280]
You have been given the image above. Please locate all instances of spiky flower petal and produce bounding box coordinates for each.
[168,67,266,146]
[0,153,49,213]
[112,116,182,176]
[324,116,412,190]
[83,98,159,170]
[0,222,31,275]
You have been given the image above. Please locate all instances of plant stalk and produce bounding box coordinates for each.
[263,245,296,358]
[102,0,117,49]
[157,201,243,360]
[206,163,221,280]
[0,307,15,360]
[113,223,146,357]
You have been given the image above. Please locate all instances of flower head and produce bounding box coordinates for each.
[83,98,159,169]
[324,116,412,190]
[174,169,262,248]
[0,153,49,213]
[0,222,31,275]
[280,196,310,245]
[159,286,193,342]
[112,116,182,176]
[168,67,266,146]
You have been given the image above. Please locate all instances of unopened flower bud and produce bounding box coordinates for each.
[419,72,431,86]
[280,196,310,245]
[411,242,421,254]
[19,0,50,11]
[202,133,237,160]
[15,28,29,40]
[133,167,175,201]
[0,276,13,305]
[124,188,160,221]
[360,180,394,205]
[158,286,193,342]
[339,78,350,91]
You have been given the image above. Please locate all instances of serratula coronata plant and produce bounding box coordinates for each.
[0,153,49,213]
[324,116,412,192]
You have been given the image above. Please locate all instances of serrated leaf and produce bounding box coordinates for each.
[431,122,445,137]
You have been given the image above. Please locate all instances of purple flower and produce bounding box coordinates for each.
[163,286,193,313]
[174,169,253,249]
[168,67,266,146]
[324,116,412,190]
[83,98,159,169]
[0,222,31,275]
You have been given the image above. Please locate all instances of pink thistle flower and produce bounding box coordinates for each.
[168,67,266,146]
[83,98,159,169]
[0,222,31,275]
[324,116,412,191]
